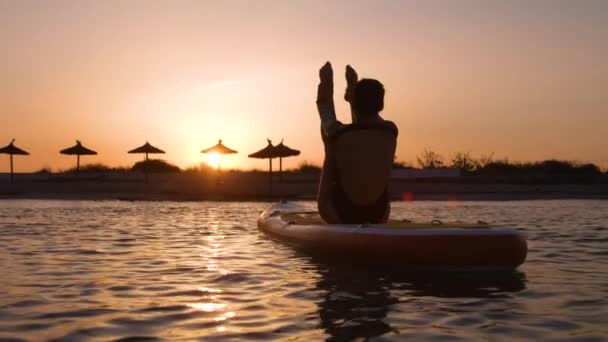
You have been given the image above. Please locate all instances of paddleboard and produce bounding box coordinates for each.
[258,202,527,270]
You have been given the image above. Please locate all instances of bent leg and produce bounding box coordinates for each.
[380,199,391,223]
[317,159,341,224]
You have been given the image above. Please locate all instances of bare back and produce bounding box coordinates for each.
[318,122,397,224]
[334,128,396,206]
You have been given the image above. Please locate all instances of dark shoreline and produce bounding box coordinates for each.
[2,189,607,202]
[1,172,607,202]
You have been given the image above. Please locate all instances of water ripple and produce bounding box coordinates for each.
[0,199,606,340]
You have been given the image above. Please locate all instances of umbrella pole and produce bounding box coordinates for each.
[279,157,283,183]
[144,156,149,184]
[77,155,80,173]
[10,154,14,183]
[217,159,221,184]
[269,158,273,196]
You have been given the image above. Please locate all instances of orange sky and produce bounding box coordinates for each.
[1,0,607,172]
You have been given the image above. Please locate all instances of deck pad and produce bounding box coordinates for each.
[280,212,490,229]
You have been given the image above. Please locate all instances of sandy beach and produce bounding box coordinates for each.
[1,171,607,201]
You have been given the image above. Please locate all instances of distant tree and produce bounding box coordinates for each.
[473,159,602,182]
[476,160,520,176]
[417,149,444,168]
[132,159,181,173]
[450,152,477,172]
[477,153,494,169]
[537,160,575,175]
[576,163,601,175]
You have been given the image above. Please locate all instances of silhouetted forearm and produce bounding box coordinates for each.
[345,65,358,123]
[317,80,337,137]
[346,85,357,123]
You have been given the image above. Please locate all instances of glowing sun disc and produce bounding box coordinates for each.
[206,153,220,168]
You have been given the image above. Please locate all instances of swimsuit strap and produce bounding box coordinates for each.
[329,122,397,142]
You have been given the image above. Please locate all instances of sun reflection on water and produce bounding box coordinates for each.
[214,311,236,321]
[190,209,237,335]
[187,302,227,312]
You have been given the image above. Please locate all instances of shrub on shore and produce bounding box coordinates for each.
[295,161,322,174]
[62,163,130,173]
[36,167,53,174]
[417,149,445,168]
[183,163,215,174]
[407,149,604,183]
[132,159,181,173]
[475,159,602,180]
[26,150,603,184]
[392,161,414,169]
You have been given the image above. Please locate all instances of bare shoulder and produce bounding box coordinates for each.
[382,120,398,136]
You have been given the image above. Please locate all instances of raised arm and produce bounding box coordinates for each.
[344,65,358,122]
[316,62,337,136]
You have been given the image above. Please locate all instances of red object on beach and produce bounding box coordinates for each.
[403,192,414,202]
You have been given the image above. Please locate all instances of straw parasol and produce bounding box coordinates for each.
[201,139,238,179]
[0,139,29,183]
[128,141,165,161]
[128,141,165,183]
[60,140,97,172]
[248,139,278,194]
[273,139,300,182]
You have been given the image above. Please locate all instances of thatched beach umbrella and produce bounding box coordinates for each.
[128,141,165,183]
[201,139,238,176]
[273,139,300,182]
[0,139,29,183]
[128,141,165,161]
[248,139,277,194]
[60,140,97,172]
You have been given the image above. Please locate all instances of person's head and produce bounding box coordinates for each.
[353,78,384,116]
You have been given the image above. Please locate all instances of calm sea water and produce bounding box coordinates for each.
[0,199,606,341]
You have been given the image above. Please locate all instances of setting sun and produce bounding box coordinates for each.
[206,153,221,169]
